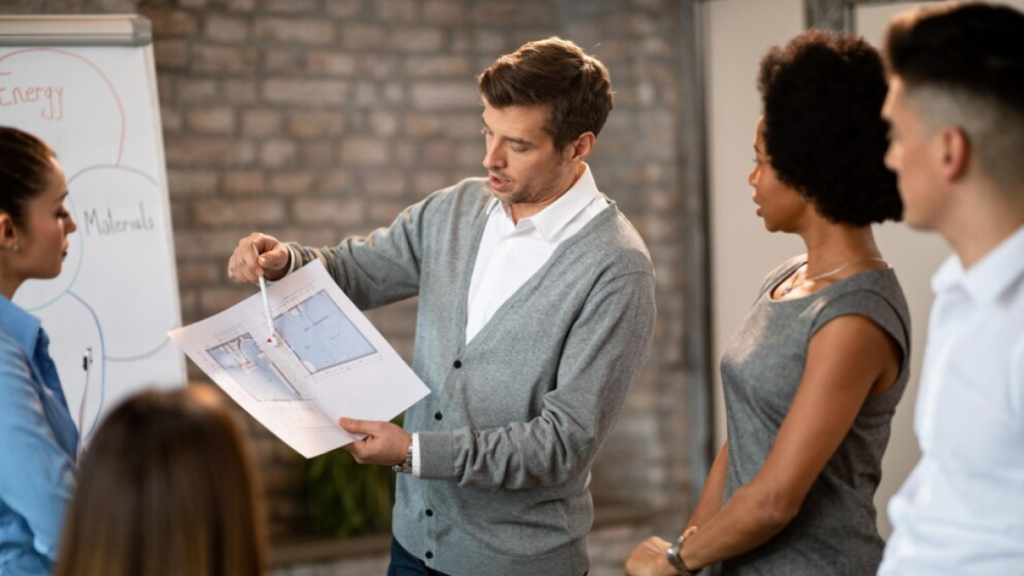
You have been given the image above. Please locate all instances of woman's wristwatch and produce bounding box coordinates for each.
[666,529,699,575]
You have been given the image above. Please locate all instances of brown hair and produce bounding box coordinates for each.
[55,387,266,576]
[478,37,614,150]
[0,125,58,228]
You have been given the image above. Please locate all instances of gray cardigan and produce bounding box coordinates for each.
[289,178,656,576]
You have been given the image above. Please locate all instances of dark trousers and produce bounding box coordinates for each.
[387,536,588,576]
[388,537,452,576]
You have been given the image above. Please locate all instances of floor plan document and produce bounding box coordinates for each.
[169,261,430,458]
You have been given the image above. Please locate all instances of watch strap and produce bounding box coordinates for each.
[666,530,699,575]
[392,442,413,474]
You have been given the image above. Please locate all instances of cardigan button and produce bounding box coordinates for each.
[453,359,462,369]
[434,412,442,421]
[426,509,434,517]
[426,551,434,560]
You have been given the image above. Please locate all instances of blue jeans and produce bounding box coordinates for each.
[387,537,588,576]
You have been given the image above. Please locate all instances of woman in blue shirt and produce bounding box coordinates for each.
[0,126,79,575]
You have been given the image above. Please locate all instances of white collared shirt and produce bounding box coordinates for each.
[880,224,1024,576]
[464,164,608,344]
[412,164,608,475]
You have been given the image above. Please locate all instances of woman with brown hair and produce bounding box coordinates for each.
[54,387,267,576]
[0,125,78,575]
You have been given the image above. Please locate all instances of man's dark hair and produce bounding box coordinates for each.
[757,29,902,226]
[478,37,614,150]
[885,3,1024,111]
[885,2,1024,190]
[0,126,58,228]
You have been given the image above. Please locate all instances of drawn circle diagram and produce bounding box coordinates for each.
[0,48,126,174]
[69,165,176,360]
[19,164,176,357]
[4,45,183,446]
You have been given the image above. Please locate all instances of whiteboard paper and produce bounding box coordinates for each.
[1,32,185,446]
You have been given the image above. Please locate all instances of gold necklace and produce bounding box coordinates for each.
[780,257,888,297]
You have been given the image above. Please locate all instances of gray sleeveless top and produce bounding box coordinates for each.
[715,256,911,576]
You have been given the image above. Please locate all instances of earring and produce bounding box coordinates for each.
[799,193,809,203]
[11,243,19,252]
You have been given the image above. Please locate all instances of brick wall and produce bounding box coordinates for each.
[4,0,697,559]
[556,0,693,516]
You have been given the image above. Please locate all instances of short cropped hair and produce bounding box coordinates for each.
[758,30,902,226]
[885,3,1024,191]
[478,37,614,150]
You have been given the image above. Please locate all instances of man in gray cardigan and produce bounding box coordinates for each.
[228,37,656,576]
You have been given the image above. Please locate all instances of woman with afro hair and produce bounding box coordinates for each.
[627,30,910,576]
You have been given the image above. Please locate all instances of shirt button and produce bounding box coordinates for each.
[426,509,434,517]
[453,360,462,369]
[426,551,434,560]
[434,412,443,421]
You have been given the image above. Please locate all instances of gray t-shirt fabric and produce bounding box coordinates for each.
[288,178,656,576]
[715,256,911,576]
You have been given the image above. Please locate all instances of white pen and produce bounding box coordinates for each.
[77,347,93,457]
[253,245,278,346]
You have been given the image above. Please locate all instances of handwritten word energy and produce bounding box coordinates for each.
[0,78,64,120]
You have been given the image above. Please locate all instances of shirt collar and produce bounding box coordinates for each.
[0,294,42,358]
[932,224,1024,303]
[485,164,601,242]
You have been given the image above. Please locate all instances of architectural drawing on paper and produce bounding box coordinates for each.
[207,334,300,401]
[274,290,377,374]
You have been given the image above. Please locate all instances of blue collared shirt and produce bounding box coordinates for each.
[0,296,77,576]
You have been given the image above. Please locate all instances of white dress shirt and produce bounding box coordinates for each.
[880,224,1024,576]
[464,164,608,344]
[411,164,608,475]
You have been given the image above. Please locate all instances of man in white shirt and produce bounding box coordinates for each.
[879,4,1024,574]
[226,38,656,576]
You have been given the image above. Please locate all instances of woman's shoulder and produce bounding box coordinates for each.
[0,330,28,360]
[811,267,911,351]
[827,266,910,317]
[0,330,37,390]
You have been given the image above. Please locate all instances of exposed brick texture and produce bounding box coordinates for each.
[8,0,696,566]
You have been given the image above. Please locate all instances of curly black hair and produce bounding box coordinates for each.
[758,29,901,226]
